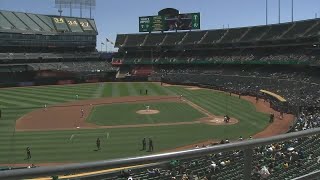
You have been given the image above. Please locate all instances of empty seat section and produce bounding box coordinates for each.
[28,14,53,32]
[304,23,320,37]
[162,32,186,45]
[14,12,41,31]
[88,19,98,32]
[0,13,13,30]
[200,29,226,44]
[240,26,269,42]
[282,20,316,39]
[182,31,206,44]
[37,15,55,30]
[1,11,28,31]
[220,28,248,43]
[115,34,127,47]
[125,34,146,47]
[144,33,165,46]
[0,53,9,60]
[260,23,292,40]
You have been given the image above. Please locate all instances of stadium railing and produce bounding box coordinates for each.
[116,57,308,65]
[161,32,187,46]
[0,128,319,180]
[292,169,320,180]
[143,33,166,46]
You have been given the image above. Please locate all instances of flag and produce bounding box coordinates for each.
[106,38,114,45]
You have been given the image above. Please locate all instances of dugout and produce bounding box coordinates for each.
[259,89,290,114]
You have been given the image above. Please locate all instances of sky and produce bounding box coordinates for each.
[1,0,320,51]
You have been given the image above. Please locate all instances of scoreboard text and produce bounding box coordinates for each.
[139,13,200,32]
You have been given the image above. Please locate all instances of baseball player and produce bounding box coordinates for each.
[180,95,183,100]
[148,138,154,152]
[44,104,47,111]
[146,105,150,112]
[269,113,274,123]
[26,147,31,160]
[224,115,230,123]
[76,94,79,100]
[96,138,101,150]
[81,109,84,118]
[141,138,146,150]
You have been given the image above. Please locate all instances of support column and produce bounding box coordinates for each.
[244,148,253,180]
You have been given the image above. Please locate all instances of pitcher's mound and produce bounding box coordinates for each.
[136,110,160,115]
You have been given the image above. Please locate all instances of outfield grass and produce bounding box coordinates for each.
[87,102,205,125]
[0,82,270,163]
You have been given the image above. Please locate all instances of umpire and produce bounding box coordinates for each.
[141,138,146,151]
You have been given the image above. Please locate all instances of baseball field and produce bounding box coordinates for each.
[0,82,293,164]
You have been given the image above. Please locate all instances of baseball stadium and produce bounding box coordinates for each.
[0,0,320,180]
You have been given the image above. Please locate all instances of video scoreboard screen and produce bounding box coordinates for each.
[139,13,200,32]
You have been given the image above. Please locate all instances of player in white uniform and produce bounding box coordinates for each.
[81,109,84,118]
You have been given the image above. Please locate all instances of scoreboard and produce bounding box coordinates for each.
[139,13,200,32]
[139,16,164,32]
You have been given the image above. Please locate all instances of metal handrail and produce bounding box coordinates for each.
[0,128,319,180]
[292,169,320,180]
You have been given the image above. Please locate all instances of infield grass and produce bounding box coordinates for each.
[87,102,205,125]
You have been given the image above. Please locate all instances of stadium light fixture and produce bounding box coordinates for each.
[54,0,96,18]
[292,0,294,22]
[266,0,268,25]
[278,0,281,24]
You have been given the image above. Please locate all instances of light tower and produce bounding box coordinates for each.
[55,0,96,18]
